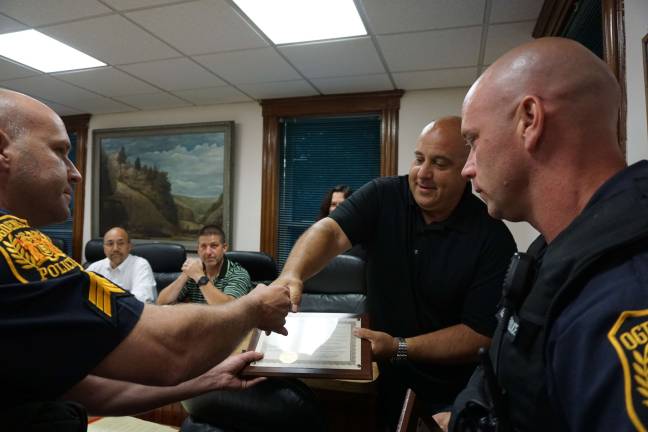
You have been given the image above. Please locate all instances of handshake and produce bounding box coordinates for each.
[244,282,292,336]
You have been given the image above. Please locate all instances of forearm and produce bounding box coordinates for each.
[407,324,491,363]
[280,218,351,281]
[156,274,189,304]
[93,299,258,386]
[63,374,210,416]
[201,283,234,304]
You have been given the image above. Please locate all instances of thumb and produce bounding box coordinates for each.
[290,290,302,313]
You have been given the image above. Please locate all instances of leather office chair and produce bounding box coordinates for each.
[83,238,104,266]
[131,243,185,295]
[225,251,278,285]
[300,253,367,314]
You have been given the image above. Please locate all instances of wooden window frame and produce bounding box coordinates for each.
[259,90,404,258]
[61,114,90,262]
[534,0,626,151]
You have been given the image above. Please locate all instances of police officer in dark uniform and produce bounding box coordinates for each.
[0,89,291,431]
[441,37,648,431]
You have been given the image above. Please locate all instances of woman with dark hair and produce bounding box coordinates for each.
[316,185,353,221]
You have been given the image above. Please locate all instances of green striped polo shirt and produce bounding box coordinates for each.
[177,258,251,304]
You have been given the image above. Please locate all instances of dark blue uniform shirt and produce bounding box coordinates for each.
[547,161,648,431]
[0,213,143,408]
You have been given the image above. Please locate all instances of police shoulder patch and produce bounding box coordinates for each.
[608,309,648,432]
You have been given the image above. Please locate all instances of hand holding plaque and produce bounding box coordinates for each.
[243,312,372,380]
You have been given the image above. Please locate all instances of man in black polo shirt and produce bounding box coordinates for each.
[273,116,516,430]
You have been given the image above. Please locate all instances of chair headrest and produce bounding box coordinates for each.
[84,238,104,263]
[132,243,186,273]
[225,251,278,282]
[303,254,366,294]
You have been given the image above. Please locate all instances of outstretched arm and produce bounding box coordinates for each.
[64,351,265,416]
[93,283,290,387]
[273,217,351,311]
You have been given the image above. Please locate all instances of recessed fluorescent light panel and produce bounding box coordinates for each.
[233,0,367,45]
[0,29,105,73]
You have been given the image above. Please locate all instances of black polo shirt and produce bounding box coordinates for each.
[331,175,516,402]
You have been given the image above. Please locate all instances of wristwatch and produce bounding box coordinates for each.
[391,337,408,363]
[196,275,210,287]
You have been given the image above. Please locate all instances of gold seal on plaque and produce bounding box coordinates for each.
[279,351,298,364]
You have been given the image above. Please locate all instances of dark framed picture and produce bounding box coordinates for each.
[92,122,233,250]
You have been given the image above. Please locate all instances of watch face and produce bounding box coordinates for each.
[197,276,209,286]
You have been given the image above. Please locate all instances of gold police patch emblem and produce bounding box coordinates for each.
[608,310,648,431]
[0,214,81,283]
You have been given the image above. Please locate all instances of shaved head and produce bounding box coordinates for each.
[461,37,625,241]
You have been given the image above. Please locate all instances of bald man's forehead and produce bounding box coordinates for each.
[105,228,129,242]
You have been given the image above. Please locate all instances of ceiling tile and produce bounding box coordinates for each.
[238,80,318,100]
[54,67,158,96]
[0,0,111,27]
[490,0,543,23]
[311,74,392,94]
[0,58,40,81]
[67,96,137,114]
[172,86,252,105]
[0,14,28,33]
[121,58,225,90]
[114,92,192,110]
[41,15,180,65]
[34,98,84,116]
[102,0,181,10]
[393,67,477,90]
[361,0,485,34]
[127,0,267,55]
[279,37,385,78]
[484,22,535,64]
[2,75,102,107]
[195,48,300,84]
[378,27,481,72]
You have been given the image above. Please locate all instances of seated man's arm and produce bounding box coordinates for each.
[274,217,351,311]
[63,351,265,416]
[200,281,235,304]
[156,271,190,304]
[93,283,290,387]
[130,259,157,303]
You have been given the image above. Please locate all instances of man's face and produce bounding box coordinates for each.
[329,191,346,215]
[408,124,468,221]
[198,234,228,268]
[461,83,525,221]
[3,103,81,227]
[103,228,131,268]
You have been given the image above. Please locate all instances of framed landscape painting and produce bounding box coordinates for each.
[92,122,233,249]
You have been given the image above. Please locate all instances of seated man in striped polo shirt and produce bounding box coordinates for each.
[157,225,251,305]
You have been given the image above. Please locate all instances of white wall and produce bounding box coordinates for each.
[84,101,263,251]
[625,0,648,163]
[83,88,537,252]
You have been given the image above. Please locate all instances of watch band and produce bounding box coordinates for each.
[196,275,210,287]
[392,337,408,362]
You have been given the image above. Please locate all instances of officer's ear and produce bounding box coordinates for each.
[515,95,544,154]
[0,129,12,175]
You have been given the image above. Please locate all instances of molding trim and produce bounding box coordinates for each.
[259,90,404,258]
[62,114,90,262]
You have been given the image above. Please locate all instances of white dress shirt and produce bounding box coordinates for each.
[87,254,157,303]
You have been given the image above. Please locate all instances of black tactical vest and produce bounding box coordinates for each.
[492,170,648,431]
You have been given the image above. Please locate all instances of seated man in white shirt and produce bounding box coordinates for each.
[87,227,157,303]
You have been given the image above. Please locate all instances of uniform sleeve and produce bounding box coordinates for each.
[2,270,144,404]
[221,262,252,299]
[330,179,381,245]
[546,254,648,431]
[129,258,157,303]
[461,221,516,336]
